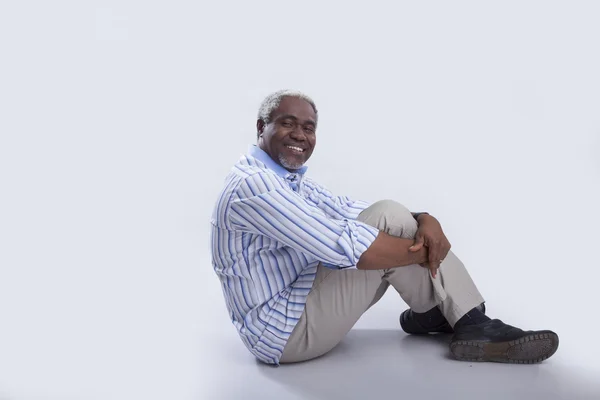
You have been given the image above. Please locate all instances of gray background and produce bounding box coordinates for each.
[1,1,599,399]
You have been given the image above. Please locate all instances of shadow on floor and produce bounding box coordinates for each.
[257,329,598,400]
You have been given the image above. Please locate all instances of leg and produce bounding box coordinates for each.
[359,201,559,363]
[358,200,485,326]
[280,199,482,363]
[279,263,387,363]
[280,202,403,363]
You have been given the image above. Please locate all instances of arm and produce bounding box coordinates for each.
[228,173,379,268]
[299,179,431,270]
[302,178,370,219]
[357,231,429,270]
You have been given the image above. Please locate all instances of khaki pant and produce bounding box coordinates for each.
[280,200,485,363]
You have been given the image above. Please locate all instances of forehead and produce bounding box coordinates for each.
[273,97,316,121]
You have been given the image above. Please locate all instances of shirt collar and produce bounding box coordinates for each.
[247,144,308,178]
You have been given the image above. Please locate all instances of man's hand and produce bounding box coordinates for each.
[408,215,451,278]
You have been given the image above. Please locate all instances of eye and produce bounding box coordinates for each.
[281,121,293,128]
[303,125,315,133]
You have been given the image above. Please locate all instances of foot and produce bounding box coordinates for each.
[449,319,559,364]
[400,304,486,335]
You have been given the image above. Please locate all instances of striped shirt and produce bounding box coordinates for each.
[210,145,379,364]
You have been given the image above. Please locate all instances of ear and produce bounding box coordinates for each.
[256,119,267,137]
[256,119,266,136]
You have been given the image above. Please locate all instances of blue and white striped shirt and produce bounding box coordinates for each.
[210,145,379,364]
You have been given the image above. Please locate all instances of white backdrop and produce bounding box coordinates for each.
[1,1,599,399]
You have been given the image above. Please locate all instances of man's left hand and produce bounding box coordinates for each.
[409,215,451,278]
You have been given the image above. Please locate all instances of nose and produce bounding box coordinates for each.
[289,125,306,141]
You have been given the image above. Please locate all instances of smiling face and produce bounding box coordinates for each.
[257,96,317,171]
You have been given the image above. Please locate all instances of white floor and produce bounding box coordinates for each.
[208,330,600,400]
[3,257,598,400]
[199,290,600,400]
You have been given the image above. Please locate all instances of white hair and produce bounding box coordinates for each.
[257,89,318,126]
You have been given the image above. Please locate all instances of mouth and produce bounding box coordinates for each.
[285,145,306,154]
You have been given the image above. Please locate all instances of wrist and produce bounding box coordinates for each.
[412,212,430,222]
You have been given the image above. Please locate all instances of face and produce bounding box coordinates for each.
[257,96,317,171]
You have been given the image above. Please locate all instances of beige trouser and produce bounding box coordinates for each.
[280,200,485,363]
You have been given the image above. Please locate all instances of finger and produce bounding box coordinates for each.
[409,236,425,252]
[420,262,435,276]
[431,263,439,278]
[428,243,441,276]
[426,253,437,276]
[429,263,437,278]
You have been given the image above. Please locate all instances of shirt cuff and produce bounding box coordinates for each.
[322,221,379,269]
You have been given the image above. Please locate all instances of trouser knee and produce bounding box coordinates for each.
[357,199,418,239]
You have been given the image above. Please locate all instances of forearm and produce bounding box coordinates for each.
[356,231,428,270]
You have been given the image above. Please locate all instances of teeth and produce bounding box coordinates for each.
[286,146,304,152]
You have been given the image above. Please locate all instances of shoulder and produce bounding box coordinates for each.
[230,154,264,179]
[226,157,289,199]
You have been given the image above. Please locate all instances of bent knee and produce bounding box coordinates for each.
[362,199,412,220]
[358,199,417,236]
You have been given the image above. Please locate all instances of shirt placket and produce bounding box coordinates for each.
[286,174,300,192]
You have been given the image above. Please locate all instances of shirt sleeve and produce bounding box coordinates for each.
[302,178,372,220]
[227,172,379,269]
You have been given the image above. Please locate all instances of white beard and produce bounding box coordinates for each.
[278,154,304,170]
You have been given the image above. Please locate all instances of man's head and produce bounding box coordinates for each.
[256,90,318,171]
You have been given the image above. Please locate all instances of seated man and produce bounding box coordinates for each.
[210,89,559,365]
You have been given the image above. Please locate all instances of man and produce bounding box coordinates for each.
[210,89,559,365]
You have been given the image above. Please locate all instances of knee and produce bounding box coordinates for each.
[361,199,413,222]
[369,199,412,216]
[358,200,418,237]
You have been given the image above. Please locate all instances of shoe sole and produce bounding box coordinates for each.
[449,331,559,364]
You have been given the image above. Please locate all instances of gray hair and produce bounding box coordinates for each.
[257,89,318,127]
